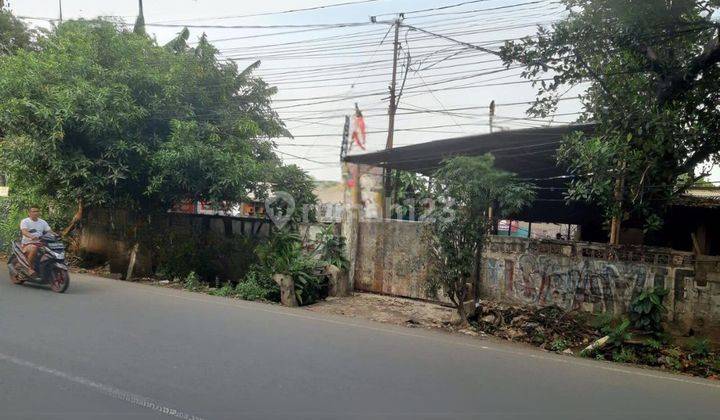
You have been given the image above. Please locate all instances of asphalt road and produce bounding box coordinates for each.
[1,271,719,420]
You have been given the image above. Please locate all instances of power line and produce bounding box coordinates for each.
[152,0,383,23]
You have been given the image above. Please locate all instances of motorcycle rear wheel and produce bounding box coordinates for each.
[50,268,69,293]
[7,256,24,285]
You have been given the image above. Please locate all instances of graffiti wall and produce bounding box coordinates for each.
[350,219,720,333]
[484,236,720,332]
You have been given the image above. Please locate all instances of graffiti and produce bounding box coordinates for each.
[486,252,667,314]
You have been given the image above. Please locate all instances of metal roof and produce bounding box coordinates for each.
[343,123,596,179]
[344,124,597,224]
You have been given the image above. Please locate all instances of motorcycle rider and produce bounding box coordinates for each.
[20,206,54,276]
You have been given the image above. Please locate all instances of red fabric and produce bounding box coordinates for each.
[351,113,366,150]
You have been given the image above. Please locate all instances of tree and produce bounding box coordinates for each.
[0,9,38,55]
[425,155,535,324]
[0,19,298,232]
[499,0,720,233]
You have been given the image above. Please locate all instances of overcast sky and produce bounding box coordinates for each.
[10,0,719,183]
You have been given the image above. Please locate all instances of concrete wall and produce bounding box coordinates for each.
[353,219,720,333]
[484,236,720,332]
[354,220,433,300]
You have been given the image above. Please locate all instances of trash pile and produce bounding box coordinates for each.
[471,301,601,352]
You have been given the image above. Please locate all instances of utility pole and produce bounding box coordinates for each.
[385,18,401,150]
[380,17,402,218]
[58,0,63,22]
[489,100,495,133]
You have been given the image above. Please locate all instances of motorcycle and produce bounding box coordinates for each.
[7,233,70,293]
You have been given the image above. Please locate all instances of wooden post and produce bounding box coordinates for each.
[609,165,625,245]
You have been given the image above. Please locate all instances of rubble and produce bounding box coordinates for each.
[471,301,599,350]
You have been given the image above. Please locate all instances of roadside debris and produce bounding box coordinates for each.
[470,301,598,350]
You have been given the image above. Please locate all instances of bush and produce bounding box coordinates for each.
[235,276,270,301]
[688,338,711,358]
[243,230,327,305]
[209,282,234,297]
[629,287,668,334]
[608,318,632,347]
[183,271,202,292]
[612,347,638,364]
[549,338,569,352]
[314,225,349,271]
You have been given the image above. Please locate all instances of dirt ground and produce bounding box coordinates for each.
[306,292,461,330]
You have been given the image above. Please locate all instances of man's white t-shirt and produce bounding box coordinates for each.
[20,218,51,245]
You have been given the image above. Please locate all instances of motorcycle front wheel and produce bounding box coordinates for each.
[50,268,69,293]
[7,256,24,285]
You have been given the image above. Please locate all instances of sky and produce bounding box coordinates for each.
[9,0,720,183]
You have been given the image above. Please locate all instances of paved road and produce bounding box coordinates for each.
[1,272,719,420]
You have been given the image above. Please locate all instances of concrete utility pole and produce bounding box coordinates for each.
[58,0,63,22]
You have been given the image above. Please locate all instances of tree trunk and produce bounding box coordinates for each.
[61,199,84,237]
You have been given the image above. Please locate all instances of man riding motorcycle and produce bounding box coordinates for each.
[20,206,54,277]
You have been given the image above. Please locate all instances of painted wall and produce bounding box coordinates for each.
[353,220,720,333]
[354,220,433,299]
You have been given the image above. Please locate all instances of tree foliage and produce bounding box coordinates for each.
[425,155,535,322]
[0,10,38,55]
[500,0,720,230]
[0,19,303,221]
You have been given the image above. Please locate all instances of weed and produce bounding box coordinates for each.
[644,338,663,351]
[183,271,201,292]
[235,277,270,301]
[612,347,638,364]
[629,287,668,334]
[688,338,711,358]
[607,318,632,347]
[590,313,614,334]
[209,282,234,297]
[549,338,569,352]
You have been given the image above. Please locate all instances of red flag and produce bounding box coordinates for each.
[350,104,366,150]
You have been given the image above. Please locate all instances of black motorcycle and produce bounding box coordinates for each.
[7,233,70,293]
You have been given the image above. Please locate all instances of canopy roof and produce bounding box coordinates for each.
[344,124,597,224]
[344,123,596,179]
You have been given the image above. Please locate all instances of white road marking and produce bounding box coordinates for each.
[0,351,205,420]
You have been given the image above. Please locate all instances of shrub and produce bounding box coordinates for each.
[314,225,349,271]
[235,276,270,301]
[550,338,569,352]
[590,313,615,334]
[612,347,638,364]
[183,271,201,292]
[608,318,632,347]
[629,287,668,334]
[644,338,663,351]
[244,230,327,305]
[209,282,234,297]
[688,338,711,358]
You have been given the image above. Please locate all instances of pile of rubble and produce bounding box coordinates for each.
[471,301,601,351]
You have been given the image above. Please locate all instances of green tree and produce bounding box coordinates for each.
[0,19,299,232]
[268,164,319,225]
[499,0,720,232]
[0,9,38,55]
[425,155,535,324]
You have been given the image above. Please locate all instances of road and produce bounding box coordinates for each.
[1,271,719,420]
